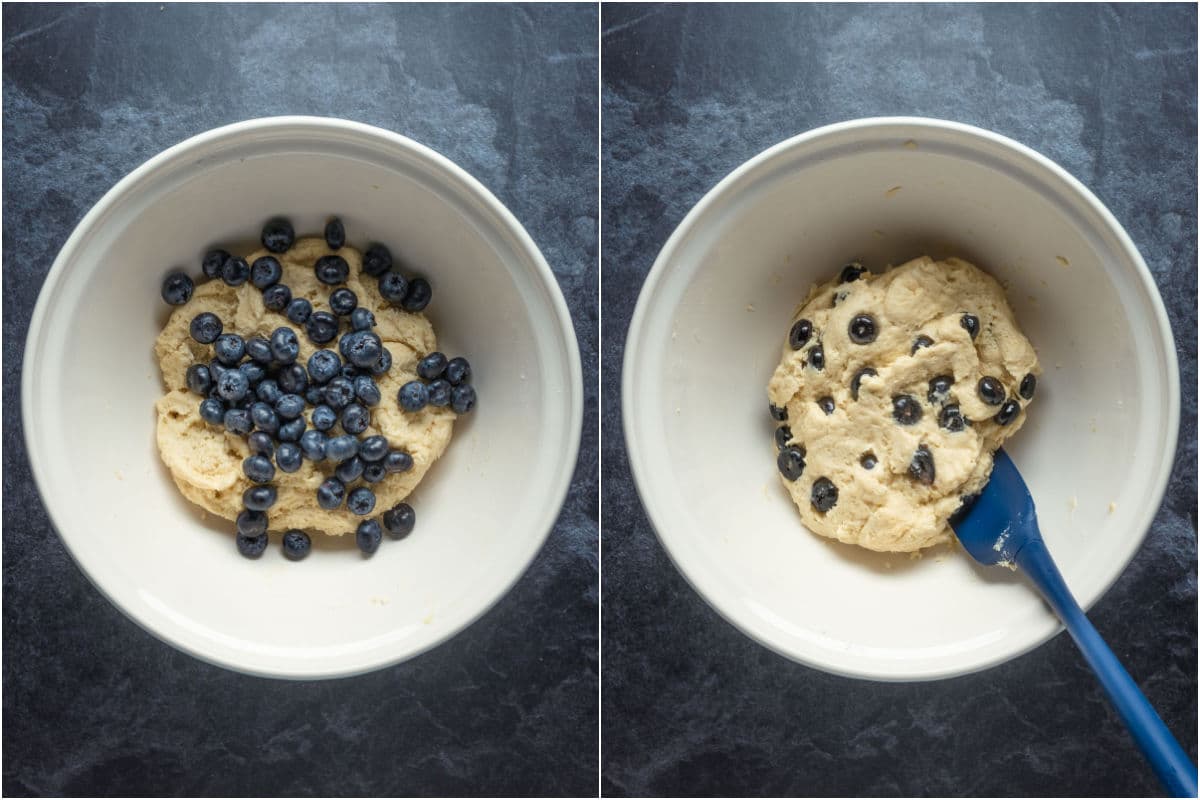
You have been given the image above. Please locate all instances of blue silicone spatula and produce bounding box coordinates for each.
[951,449,1197,798]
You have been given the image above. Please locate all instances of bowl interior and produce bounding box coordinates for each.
[624,119,1177,680]
[24,119,581,678]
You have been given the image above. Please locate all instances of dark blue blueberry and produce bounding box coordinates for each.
[243,455,275,484]
[314,255,349,285]
[861,452,878,469]
[336,456,365,483]
[851,367,877,401]
[311,404,337,432]
[243,485,277,511]
[341,403,369,434]
[450,385,476,414]
[278,417,306,443]
[324,217,345,250]
[221,257,250,286]
[1019,373,1037,400]
[217,369,250,402]
[341,330,383,369]
[247,431,274,458]
[324,377,355,411]
[777,447,805,481]
[978,376,1005,406]
[286,298,313,325]
[262,283,292,312]
[250,256,283,289]
[256,379,282,404]
[238,361,266,387]
[927,375,954,404]
[208,359,230,383]
[444,357,471,386]
[401,278,432,311]
[277,363,309,395]
[300,430,328,461]
[282,530,311,561]
[199,397,225,425]
[383,503,416,539]
[808,344,825,371]
[350,307,375,331]
[892,395,923,425]
[202,249,229,280]
[384,450,413,474]
[251,402,280,435]
[356,519,383,554]
[961,313,980,339]
[811,477,839,511]
[189,312,222,344]
[939,404,966,432]
[306,311,339,344]
[789,319,813,351]
[213,334,245,366]
[275,393,305,420]
[276,442,302,472]
[305,386,326,406]
[909,445,936,485]
[326,434,359,462]
[329,288,357,316]
[839,262,866,283]
[774,425,791,451]
[417,352,448,380]
[161,271,193,305]
[347,487,376,516]
[362,243,392,277]
[307,349,341,384]
[316,477,345,509]
[359,435,389,462]
[769,403,787,422]
[370,348,392,377]
[427,379,452,407]
[236,532,268,559]
[261,218,294,253]
[224,408,253,434]
[270,326,300,364]
[353,375,381,407]
[186,364,212,395]
[340,363,360,380]
[817,396,835,415]
[911,335,934,354]
[377,271,408,303]
[363,463,386,483]
[398,381,428,412]
[995,400,1021,426]
[848,314,877,344]
[245,336,272,364]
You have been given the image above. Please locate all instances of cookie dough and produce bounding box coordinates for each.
[767,256,1040,552]
[155,238,455,536]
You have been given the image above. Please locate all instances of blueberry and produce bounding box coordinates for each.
[356,519,383,554]
[305,386,326,406]
[261,218,294,253]
[961,313,980,340]
[276,442,302,472]
[811,477,839,512]
[377,271,409,303]
[774,425,791,450]
[250,256,282,290]
[316,477,346,509]
[224,408,253,434]
[275,393,305,420]
[286,298,313,325]
[221,257,250,286]
[398,381,428,412]
[262,283,292,312]
[384,451,413,473]
[808,344,825,371]
[282,529,311,560]
[327,434,359,462]
[839,262,866,283]
[208,359,229,382]
[788,319,813,351]
[190,312,222,344]
[359,435,389,462]
[336,456,365,483]
[354,375,381,407]
[243,455,275,483]
[161,271,194,305]
[238,361,266,387]
[347,487,376,516]
[341,403,369,435]
[909,445,936,485]
[427,379,452,407]
[324,217,345,250]
[214,334,245,365]
[362,243,393,277]
[401,278,432,311]
[245,336,272,364]
[370,348,393,377]
[236,532,268,559]
[243,485,277,511]
[927,375,954,404]
[199,397,225,424]
[444,357,471,386]
[769,403,788,422]
[329,288,357,316]
[312,404,337,432]
[277,363,309,395]
[247,431,274,458]
[269,327,300,364]
[451,385,477,414]
[911,335,934,354]
[977,376,1005,406]
[340,363,360,380]
[202,249,229,280]
[303,349,338,385]
[383,503,416,539]
[892,395,923,425]
[341,331,383,369]
[417,352,448,380]
[1019,373,1037,400]
[299,430,328,461]
[995,400,1021,426]
[850,367,877,401]
[939,404,966,432]
[363,463,386,483]
[860,452,877,470]
[278,417,306,443]
[314,255,349,285]
[350,307,375,331]
[305,311,339,344]
[848,314,877,344]
[324,377,355,411]
[777,447,805,481]
[186,364,212,395]
[256,379,282,404]
[217,369,250,402]
[250,402,280,435]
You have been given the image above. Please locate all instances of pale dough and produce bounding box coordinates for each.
[767,256,1040,552]
[155,238,455,536]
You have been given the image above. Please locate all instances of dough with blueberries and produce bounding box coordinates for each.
[767,256,1040,552]
[155,238,455,536]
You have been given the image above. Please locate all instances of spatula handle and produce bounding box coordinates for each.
[1016,538,1197,798]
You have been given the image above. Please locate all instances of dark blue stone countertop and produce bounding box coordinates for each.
[3,4,597,796]
[601,4,1196,797]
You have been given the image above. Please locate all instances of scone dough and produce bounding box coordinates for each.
[767,256,1039,552]
[155,238,455,536]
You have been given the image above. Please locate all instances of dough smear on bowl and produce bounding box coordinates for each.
[767,256,1040,552]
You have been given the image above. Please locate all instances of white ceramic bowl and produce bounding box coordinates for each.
[23,117,582,679]
[623,117,1179,681]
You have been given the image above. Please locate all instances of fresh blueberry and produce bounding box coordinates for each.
[341,331,383,369]
[1019,373,1037,400]
[811,477,839,511]
[282,530,311,561]
[247,431,274,458]
[341,403,369,434]
[363,463,386,483]
[189,312,222,344]
[398,381,428,412]
[356,519,383,554]
[359,435,389,462]
[347,487,376,516]
[250,256,282,289]
[927,375,954,404]
[427,379,452,407]
[354,375,381,407]
[892,395,923,425]
[860,452,877,470]
[413,353,444,381]
[444,357,471,386]
[939,404,966,432]
[185,364,212,395]
[324,377,355,410]
[326,434,359,462]
[316,477,346,509]
[161,271,194,305]
[286,298,313,325]
[335,456,365,483]
[329,288,357,316]
[384,451,413,473]
[350,307,375,331]
[243,455,275,484]
[256,379,282,404]
[817,396,835,415]
[977,376,1005,406]
[262,283,292,312]
[239,361,266,387]
[787,319,813,351]
[208,359,229,382]
[278,417,306,443]
[451,385,476,414]
[199,397,225,425]
[774,425,791,451]
[305,311,339,344]
[276,442,302,472]
[261,218,294,253]
[839,262,866,283]
[340,363,360,380]
[401,278,432,311]
[300,430,328,461]
[216,369,250,402]
[221,257,250,286]
[275,393,305,420]
[769,403,788,422]
[201,249,229,280]
[851,367,877,401]
[362,243,393,277]
[777,447,805,481]
[324,217,345,250]
[995,400,1021,426]
[243,485,277,511]
[383,503,416,539]
[305,386,325,406]
[377,271,409,303]
[269,327,300,364]
[848,314,877,344]
[314,255,349,285]
[214,334,246,366]
[961,313,980,340]
[909,445,936,485]
[250,402,280,435]
[224,408,253,434]
[311,404,337,432]
[277,363,309,395]
[808,344,825,371]
[370,348,392,377]
[911,335,934,354]
[305,349,340,385]
[236,532,268,559]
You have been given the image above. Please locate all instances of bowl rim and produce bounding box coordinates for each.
[21,115,584,679]
[621,115,1181,681]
